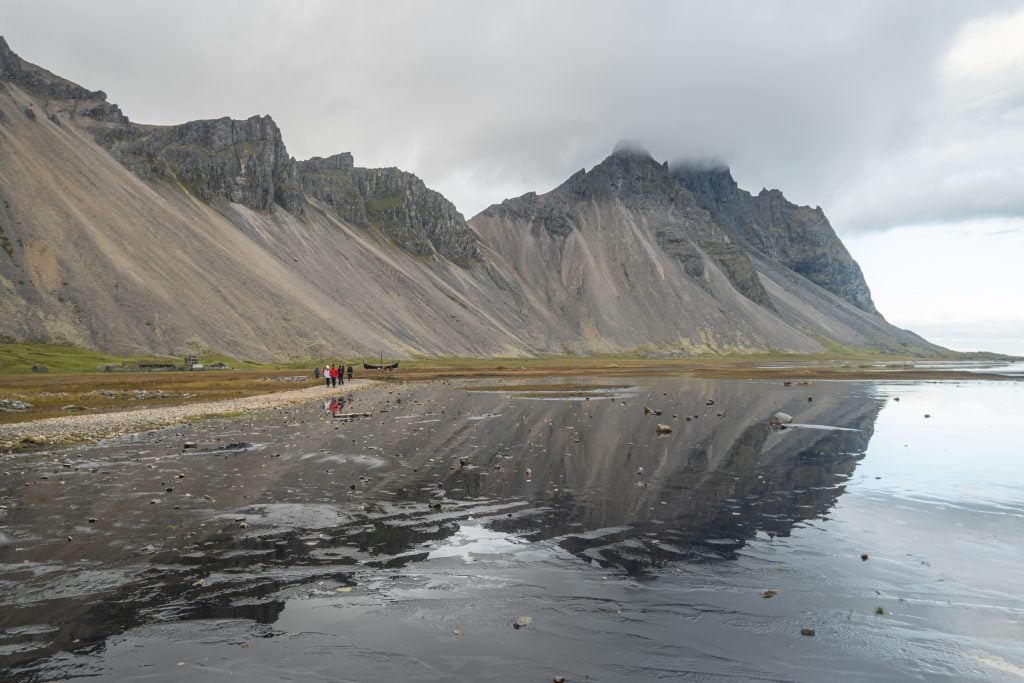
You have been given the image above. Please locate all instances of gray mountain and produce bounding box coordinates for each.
[0,37,943,359]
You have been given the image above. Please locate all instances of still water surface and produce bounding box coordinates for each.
[1,376,1022,681]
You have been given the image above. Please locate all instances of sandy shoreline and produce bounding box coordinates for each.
[0,380,370,449]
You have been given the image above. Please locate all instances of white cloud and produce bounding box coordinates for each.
[829,5,1024,233]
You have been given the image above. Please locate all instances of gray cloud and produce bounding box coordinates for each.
[0,0,1019,230]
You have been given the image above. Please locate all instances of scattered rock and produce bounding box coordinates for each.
[860,553,869,561]
[512,616,533,629]
[924,414,931,418]
[770,412,793,426]
[525,467,533,477]
[655,424,672,433]
[0,399,33,411]
[452,628,461,635]
[761,589,779,598]
[800,628,815,636]
[61,404,88,411]
[554,677,566,683]
[183,441,198,449]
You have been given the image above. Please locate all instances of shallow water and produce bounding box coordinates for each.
[1,377,1022,681]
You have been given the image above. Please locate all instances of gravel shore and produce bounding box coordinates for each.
[0,381,369,449]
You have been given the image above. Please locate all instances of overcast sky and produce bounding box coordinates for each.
[2,0,1023,354]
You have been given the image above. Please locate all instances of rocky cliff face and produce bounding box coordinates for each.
[0,36,127,125]
[297,155,480,267]
[672,163,877,313]
[97,115,301,213]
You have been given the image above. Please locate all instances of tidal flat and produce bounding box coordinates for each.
[1,373,1022,681]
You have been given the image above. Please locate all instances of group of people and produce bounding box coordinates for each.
[315,363,353,387]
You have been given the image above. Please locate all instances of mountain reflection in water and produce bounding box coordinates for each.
[0,377,882,677]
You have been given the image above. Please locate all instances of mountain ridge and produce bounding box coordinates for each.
[0,36,943,359]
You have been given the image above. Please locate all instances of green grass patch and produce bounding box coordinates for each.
[0,224,12,257]
[364,194,404,217]
[0,343,179,374]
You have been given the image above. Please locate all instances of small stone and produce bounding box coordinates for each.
[66,536,73,543]
[655,424,672,433]
[526,467,533,477]
[800,628,815,636]
[88,517,97,523]
[149,498,160,504]
[554,677,566,683]
[452,628,461,635]
[761,589,779,598]
[512,616,533,629]
[860,553,869,561]
[183,441,197,449]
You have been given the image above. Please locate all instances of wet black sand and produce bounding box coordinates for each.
[1,377,1022,681]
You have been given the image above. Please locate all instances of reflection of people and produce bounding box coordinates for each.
[329,398,339,416]
[347,365,353,381]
